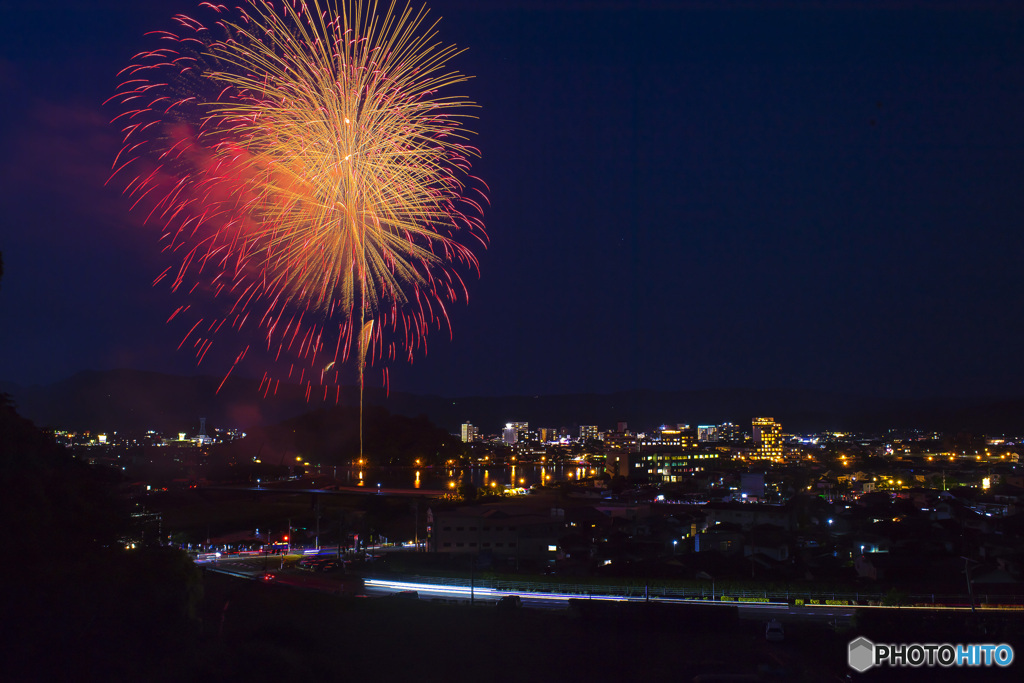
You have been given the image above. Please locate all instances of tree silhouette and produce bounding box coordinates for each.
[1,248,203,679]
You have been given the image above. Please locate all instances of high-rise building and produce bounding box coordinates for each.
[579,425,599,442]
[697,425,718,442]
[502,426,517,445]
[503,422,528,445]
[718,422,739,442]
[461,422,478,443]
[752,417,782,461]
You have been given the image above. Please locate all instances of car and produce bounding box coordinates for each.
[314,559,342,572]
[497,595,522,611]
[299,555,332,568]
[297,555,345,572]
[765,619,784,643]
[262,573,276,582]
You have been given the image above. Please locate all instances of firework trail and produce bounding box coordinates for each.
[108,1,486,429]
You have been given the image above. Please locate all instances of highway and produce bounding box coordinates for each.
[203,554,858,623]
[361,577,858,623]
[203,552,1024,630]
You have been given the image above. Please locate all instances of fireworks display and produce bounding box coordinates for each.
[108,0,486,400]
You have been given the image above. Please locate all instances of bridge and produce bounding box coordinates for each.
[205,483,445,497]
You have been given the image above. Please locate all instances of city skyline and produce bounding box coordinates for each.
[4,1,1024,401]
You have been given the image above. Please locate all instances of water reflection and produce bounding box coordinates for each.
[331,464,578,491]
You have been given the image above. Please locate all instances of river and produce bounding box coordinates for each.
[322,463,601,492]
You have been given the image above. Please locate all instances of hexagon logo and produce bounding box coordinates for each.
[848,637,875,672]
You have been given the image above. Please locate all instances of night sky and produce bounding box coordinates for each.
[3,1,1024,400]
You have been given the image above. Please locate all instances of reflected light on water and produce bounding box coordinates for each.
[331,464,576,491]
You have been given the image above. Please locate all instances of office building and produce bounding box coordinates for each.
[697,425,718,442]
[640,451,720,482]
[503,422,528,445]
[752,417,783,461]
[718,422,739,442]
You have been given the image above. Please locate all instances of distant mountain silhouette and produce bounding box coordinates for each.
[3,369,1023,435]
[220,404,460,467]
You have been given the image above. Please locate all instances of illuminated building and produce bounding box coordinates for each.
[752,417,783,461]
[697,425,718,442]
[461,422,479,443]
[502,421,527,445]
[639,427,697,451]
[718,422,739,442]
[641,451,720,482]
[579,425,599,441]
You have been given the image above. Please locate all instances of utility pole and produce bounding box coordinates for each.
[412,500,420,550]
[264,529,269,572]
[338,511,345,560]
[962,557,978,612]
[313,496,321,550]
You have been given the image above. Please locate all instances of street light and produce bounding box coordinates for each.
[377,482,382,495]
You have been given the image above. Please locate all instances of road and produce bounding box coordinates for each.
[204,557,861,623]
[206,553,1019,631]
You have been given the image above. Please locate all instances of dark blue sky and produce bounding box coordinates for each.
[3,1,1024,399]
